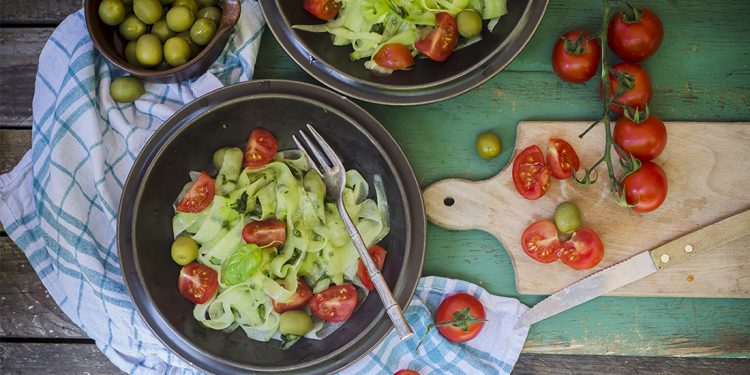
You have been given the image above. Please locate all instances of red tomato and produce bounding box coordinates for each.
[303,0,340,21]
[622,161,668,213]
[357,245,387,291]
[394,370,420,375]
[551,30,601,83]
[176,172,215,213]
[244,128,278,169]
[373,44,414,70]
[608,8,664,63]
[521,220,562,263]
[614,114,667,161]
[601,62,652,115]
[559,227,604,270]
[435,293,486,342]
[512,145,551,200]
[546,138,580,180]
[177,263,218,304]
[415,12,458,62]
[242,219,286,248]
[310,283,358,322]
[272,278,313,313]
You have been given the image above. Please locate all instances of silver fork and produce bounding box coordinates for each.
[293,124,414,341]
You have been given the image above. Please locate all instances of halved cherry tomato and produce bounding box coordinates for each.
[373,43,414,70]
[547,138,580,180]
[608,7,663,63]
[614,114,667,162]
[521,220,562,263]
[357,245,387,291]
[622,161,668,213]
[310,283,358,322]
[394,370,420,375]
[176,171,215,213]
[601,62,652,115]
[272,278,313,313]
[244,128,278,169]
[415,12,458,62]
[177,263,218,304]
[559,227,604,270]
[512,145,551,200]
[552,30,601,84]
[303,0,340,21]
[435,293,486,342]
[242,219,286,247]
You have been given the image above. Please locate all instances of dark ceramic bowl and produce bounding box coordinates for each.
[118,80,426,373]
[84,0,241,83]
[260,0,548,105]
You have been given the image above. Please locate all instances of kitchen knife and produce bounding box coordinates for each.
[515,209,750,328]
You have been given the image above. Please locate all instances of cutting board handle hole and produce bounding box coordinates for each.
[443,197,455,207]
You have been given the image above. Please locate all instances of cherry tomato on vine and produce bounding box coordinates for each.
[303,0,340,21]
[601,62,652,115]
[435,293,486,342]
[373,43,414,70]
[547,138,580,180]
[415,12,458,62]
[621,161,668,213]
[176,172,215,213]
[512,145,551,200]
[551,30,601,83]
[558,227,604,270]
[521,220,562,263]
[614,113,667,161]
[608,7,664,63]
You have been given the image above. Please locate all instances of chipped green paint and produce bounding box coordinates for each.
[254,0,750,356]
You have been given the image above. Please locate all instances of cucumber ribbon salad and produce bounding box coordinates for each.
[170,128,390,348]
[294,0,508,73]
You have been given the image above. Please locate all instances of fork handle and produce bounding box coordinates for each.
[338,202,415,341]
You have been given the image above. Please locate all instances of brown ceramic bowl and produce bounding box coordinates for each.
[84,0,241,83]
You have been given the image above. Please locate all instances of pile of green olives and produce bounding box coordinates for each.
[98,0,222,69]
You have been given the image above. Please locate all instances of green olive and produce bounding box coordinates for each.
[133,0,164,24]
[171,236,199,265]
[124,40,141,66]
[457,10,483,39]
[166,5,195,32]
[173,0,199,13]
[160,0,175,4]
[118,14,147,41]
[197,6,222,24]
[135,33,163,67]
[197,0,218,6]
[99,0,127,26]
[279,310,313,336]
[164,36,191,66]
[177,31,203,57]
[554,201,582,235]
[110,76,144,103]
[476,131,501,160]
[190,18,216,46]
[151,19,175,42]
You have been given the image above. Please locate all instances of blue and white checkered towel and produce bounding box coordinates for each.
[0,3,530,374]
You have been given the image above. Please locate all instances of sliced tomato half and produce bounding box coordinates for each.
[512,145,551,200]
[244,128,278,169]
[357,245,387,291]
[415,12,458,62]
[558,227,604,270]
[177,263,218,304]
[242,219,286,248]
[176,171,215,213]
[303,0,340,21]
[272,278,313,314]
[521,220,562,263]
[310,283,358,322]
[547,138,580,180]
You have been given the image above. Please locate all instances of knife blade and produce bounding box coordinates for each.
[515,209,750,328]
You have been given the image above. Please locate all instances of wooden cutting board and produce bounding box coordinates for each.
[423,121,750,297]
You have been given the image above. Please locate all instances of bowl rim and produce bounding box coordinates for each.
[259,0,548,105]
[117,79,426,373]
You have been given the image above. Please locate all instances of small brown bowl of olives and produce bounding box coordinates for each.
[85,0,240,83]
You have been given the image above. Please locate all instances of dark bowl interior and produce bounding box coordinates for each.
[84,0,241,83]
[118,80,425,373]
[260,0,548,104]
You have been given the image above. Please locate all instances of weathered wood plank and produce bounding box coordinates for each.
[0,343,123,375]
[0,0,80,25]
[0,28,51,129]
[0,129,30,174]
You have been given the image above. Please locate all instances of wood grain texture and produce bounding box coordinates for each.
[0,28,51,128]
[0,129,30,174]
[0,343,123,374]
[0,0,80,24]
[424,121,750,296]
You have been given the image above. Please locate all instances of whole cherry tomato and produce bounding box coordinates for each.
[608,7,664,63]
[601,62,652,115]
[435,293,486,342]
[622,161,668,213]
[614,113,667,161]
[552,30,601,83]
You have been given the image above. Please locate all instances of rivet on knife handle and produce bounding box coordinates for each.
[649,210,750,270]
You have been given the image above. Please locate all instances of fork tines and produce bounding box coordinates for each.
[293,124,342,174]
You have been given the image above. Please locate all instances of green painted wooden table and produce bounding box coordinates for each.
[253,0,750,357]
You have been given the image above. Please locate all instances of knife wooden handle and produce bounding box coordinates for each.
[649,210,750,270]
